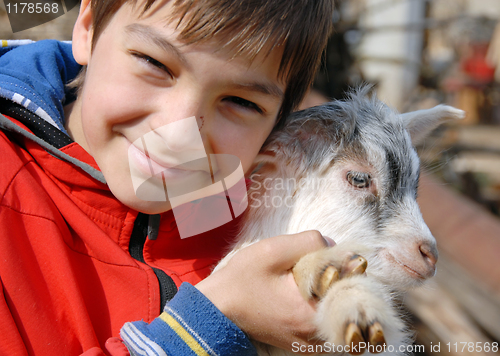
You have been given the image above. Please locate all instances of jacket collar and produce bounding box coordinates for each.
[0,40,105,183]
[0,40,80,134]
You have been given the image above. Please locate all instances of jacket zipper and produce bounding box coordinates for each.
[130,213,178,311]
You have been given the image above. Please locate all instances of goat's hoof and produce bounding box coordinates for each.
[313,265,339,298]
[345,322,365,355]
[368,321,386,353]
[344,320,386,355]
[342,255,368,278]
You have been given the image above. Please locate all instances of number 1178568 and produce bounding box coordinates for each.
[6,2,59,14]
[446,342,499,353]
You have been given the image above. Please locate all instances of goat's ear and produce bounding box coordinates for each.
[401,105,465,145]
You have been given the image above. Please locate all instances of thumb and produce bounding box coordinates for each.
[266,230,335,271]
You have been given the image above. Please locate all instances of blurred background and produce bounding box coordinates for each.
[1,0,500,354]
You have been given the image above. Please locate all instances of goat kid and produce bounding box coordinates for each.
[215,88,465,355]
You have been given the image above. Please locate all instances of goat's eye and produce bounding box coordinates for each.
[346,171,371,188]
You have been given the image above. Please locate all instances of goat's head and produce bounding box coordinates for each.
[249,86,464,289]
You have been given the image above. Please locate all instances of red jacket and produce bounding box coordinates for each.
[0,116,240,355]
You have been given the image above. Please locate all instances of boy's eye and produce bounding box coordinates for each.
[130,51,172,76]
[223,96,263,114]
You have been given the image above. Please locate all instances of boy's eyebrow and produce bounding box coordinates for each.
[125,23,188,65]
[125,24,283,99]
[231,82,284,100]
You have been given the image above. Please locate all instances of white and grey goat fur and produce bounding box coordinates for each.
[215,87,464,356]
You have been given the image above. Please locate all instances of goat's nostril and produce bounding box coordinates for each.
[419,243,438,266]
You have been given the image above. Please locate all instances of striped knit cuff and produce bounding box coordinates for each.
[120,282,257,356]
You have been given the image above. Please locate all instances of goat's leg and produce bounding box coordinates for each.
[254,277,408,356]
[292,246,408,355]
[316,276,408,355]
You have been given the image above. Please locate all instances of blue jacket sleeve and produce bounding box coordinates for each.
[120,282,257,356]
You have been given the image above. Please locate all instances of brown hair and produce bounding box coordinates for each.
[74,0,334,127]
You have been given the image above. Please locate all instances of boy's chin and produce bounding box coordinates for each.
[113,189,174,214]
[134,201,174,215]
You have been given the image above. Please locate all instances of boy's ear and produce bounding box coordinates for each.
[248,150,279,176]
[72,0,93,66]
[400,105,465,145]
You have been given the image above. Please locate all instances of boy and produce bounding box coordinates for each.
[0,0,334,355]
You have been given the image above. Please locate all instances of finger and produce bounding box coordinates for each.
[267,230,332,270]
[322,235,336,247]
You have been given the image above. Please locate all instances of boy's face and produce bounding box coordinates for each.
[70,0,285,213]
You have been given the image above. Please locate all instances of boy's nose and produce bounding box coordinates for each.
[152,96,214,156]
[154,116,206,153]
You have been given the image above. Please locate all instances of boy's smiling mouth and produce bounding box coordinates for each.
[128,141,197,180]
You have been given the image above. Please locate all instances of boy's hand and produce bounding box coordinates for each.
[196,230,332,353]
